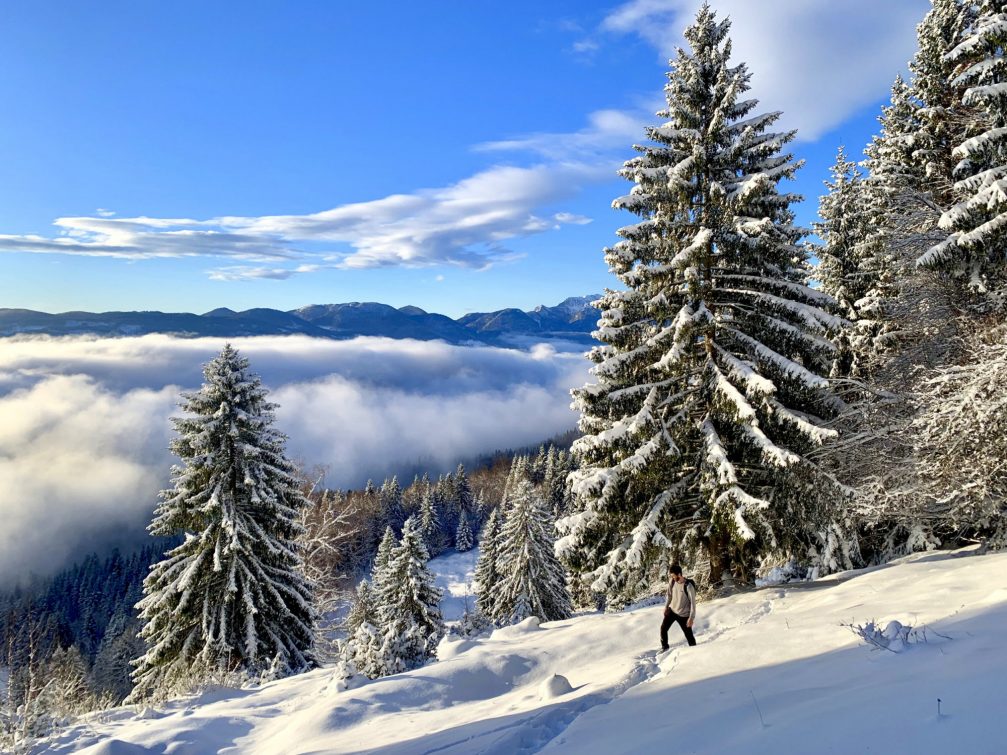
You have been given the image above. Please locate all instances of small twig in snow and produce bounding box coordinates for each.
[750,690,768,728]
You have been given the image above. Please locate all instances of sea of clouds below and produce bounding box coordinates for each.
[0,334,590,584]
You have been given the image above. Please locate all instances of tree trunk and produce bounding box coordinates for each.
[707,530,732,589]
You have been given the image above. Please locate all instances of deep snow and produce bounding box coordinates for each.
[33,547,1007,754]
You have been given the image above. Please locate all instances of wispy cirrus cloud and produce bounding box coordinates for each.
[208,264,323,282]
[0,162,604,276]
[476,107,651,161]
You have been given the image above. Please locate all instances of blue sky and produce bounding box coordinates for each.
[0,0,929,317]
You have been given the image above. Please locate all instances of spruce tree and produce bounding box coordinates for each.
[911,0,976,207]
[348,621,386,679]
[561,4,846,602]
[379,477,404,534]
[864,76,925,214]
[454,464,474,516]
[378,516,444,673]
[815,147,875,378]
[854,77,920,372]
[419,484,446,556]
[435,474,459,541]
[531,446,548,483]
[130,345,315,700]
[502,455,529,508]
[474,489,491,525]
[493,480,572,624]
[371,527,398,612]
[343,580,385,679]
[920,0,1007,303]
[816,147,873,321]
[345,580,377,637]
[474,508,503,619]
[455,510,474,552]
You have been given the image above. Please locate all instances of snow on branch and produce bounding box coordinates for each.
[714,485,771,542]
[718,288,846,332]
[712,343,777,397]
[701,419,738,486]
[727,329,830,390]
[709,361,758,421]
[768,399,838,444]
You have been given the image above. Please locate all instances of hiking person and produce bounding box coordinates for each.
[661,563,697,650]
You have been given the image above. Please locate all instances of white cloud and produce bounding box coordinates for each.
[208,264,322,281]
[571,38,601,55]
[0,335,589,582]
[477,107,650,160]
[0,375,178,584]
[600,0,929,140]
[554,212,593,226]
[0,163,601,274]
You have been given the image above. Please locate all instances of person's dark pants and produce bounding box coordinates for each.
[661,608,697,649]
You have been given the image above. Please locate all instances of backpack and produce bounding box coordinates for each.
[682,578,697,600]
[673,577,697,607]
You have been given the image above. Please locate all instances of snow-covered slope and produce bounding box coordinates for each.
[37,548,1007,754]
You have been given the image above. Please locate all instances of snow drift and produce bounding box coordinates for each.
[35,547,1006,754]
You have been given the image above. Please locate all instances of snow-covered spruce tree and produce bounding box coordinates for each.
[454,464,474,522]
[474,489,492,525]
[474,508,503,619]
[370,526,398,618]
[130,345,315,701]
[502,455,529,506]
[493,479,572,624]
[560,5,848,603]
[542,445,575,518]
[912,0,978,209]
[816,148,872,319]
[347,621,385,680]
[849,75,928,375]
[455,510,474,552]
[379,477,404,534]
[345,580,378,637]
[341,533,396,681]
[920,0,1007,304]
[419,483,447,557]
[830,1,986,560]
[342,580,385,679]
[864,76,926,216]
[373,526,397,578]
[378,516,444,674]
[814,147,877,378]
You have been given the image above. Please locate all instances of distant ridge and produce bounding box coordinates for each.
[0,296,601,347]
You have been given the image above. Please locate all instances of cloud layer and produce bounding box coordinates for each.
[0,335,588,583]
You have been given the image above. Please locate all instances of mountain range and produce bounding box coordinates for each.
[0,296,601,346]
